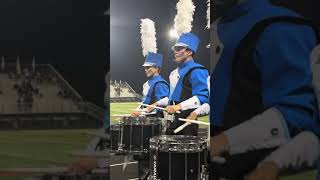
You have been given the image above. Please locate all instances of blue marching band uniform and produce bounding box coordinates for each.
[155,32,210,136]
[141,52,169,108]
[210,0,320,179]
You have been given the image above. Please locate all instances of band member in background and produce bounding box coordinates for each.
[131,52,169,117]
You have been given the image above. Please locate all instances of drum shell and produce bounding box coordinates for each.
[120,116,162,154]
[149,135,208,180]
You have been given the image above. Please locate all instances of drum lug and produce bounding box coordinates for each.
[200,164,208,180]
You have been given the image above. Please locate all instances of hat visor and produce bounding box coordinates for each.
[171,42,189,51]
[142,62,156,67]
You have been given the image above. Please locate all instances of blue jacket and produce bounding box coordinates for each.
[169,60,209,104]
[210,0,320,136]
[142,75,169,105]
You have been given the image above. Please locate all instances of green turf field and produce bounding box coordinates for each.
[111,102,317,180]
[0,129,96,180]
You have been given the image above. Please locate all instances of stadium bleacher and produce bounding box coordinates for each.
[110,80,140,102]
[0,58,105,129]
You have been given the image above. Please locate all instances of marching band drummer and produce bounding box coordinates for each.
[131,52,169,118]
[130,51,169,180]
[154,32,210,136]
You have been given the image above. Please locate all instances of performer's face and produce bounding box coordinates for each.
[144,66,158,78]
[173,46,191,63]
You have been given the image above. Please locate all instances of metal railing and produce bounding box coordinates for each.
[0,102,106,122]
[0,102,83,114]
[47,64,82,101]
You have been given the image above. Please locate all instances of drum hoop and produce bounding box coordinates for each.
[121,116,161,125]
[149,135,207,152]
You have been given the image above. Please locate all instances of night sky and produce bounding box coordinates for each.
[0,0,109,107]
[110,0,210,94]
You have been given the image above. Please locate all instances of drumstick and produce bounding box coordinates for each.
[173,122,191,134]
[139,103,166,110]
[139,103,181,113]
[178,118,210,126]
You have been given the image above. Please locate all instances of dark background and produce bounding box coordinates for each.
[110,0,210,94]
[0,0,109,107]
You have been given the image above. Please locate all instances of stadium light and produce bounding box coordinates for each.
[169,28,179,39]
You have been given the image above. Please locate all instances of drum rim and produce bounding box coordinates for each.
[149,135,207,152]
[150,135,206,142]
[121,116,160,124]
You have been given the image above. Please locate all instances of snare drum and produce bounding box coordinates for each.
[149,135,208,180]
[119,116,162,154]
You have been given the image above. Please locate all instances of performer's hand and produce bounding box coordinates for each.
[245,161,279,180]
[187,111,198,120]
[166,104,181,114]
[146,103,157,113]
[210,133,229,156]
[131,111,141,117]
[66,157,98,175]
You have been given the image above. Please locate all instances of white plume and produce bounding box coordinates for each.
[174,0,195,36]
[140,18,157,57]
[206,0,210,29]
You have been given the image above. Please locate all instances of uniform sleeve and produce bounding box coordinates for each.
[255,22,320,136]
[189,68,210,104]
[193,103,210,116]
[154,82,169,101]
[156,97,169,106]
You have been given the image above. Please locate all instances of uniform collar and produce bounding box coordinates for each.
[179,59,195,69]
[149,74,161,81]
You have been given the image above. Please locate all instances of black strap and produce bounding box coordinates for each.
[180,66,209,103]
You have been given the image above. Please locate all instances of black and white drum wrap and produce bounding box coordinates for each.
[149,135,208,180]
[119,116,162,154]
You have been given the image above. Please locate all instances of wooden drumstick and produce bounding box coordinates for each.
[178,118,210,126]
[138,103,181,113]
[173,122,191,134]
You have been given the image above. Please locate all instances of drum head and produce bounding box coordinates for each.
[150,135,207,153]
[121,116,160,125]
